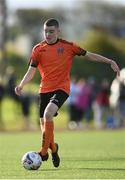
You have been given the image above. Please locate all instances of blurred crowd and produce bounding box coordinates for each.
[67,74,125,130]
[0,66,125,131]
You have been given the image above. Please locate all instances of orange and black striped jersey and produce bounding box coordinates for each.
[30,38,87,95]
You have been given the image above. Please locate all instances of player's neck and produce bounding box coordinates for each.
[46,38,59,45]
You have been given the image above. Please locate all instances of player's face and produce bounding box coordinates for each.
[44,25,60,44]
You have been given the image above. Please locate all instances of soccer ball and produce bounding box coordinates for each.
[21,151,42,170]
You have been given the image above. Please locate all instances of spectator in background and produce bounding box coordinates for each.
[85,77,98,125]
[75,78,92,129]
[6,66,20,102]
[20,93,32,130]
[117,76,125,127]
[67,77,79,130]
[68,78,94,130]
[110,68,125,128]
[92,79,110,129]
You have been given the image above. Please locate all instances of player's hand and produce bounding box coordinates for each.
[110,60,120,77]
[15,85,23,96]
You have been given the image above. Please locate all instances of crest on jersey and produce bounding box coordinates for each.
[57,47,64,54]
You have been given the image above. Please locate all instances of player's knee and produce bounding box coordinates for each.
[43,110,53,121]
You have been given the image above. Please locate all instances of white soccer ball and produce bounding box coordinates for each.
[21,151,42,170]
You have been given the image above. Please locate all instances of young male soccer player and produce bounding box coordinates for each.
[15,18,120,168]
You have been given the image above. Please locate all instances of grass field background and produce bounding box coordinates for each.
[0,130,125,179]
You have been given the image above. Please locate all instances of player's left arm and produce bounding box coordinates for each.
[85,51,120,76]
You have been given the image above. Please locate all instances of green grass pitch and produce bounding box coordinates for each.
[0,130,125,179]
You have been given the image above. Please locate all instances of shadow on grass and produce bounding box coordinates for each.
[40,167,125,172]
[62,157,125,162]
[39,157,125,172]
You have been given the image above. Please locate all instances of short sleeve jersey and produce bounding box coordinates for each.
[30,38,86,95]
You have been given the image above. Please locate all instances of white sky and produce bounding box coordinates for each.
[7,0,125,10]
[7,0,77,10]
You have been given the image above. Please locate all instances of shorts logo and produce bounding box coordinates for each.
[57,47,64,54]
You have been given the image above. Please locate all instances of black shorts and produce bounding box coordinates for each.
[39,90,69,118]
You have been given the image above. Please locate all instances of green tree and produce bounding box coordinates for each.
[0,0,8,77]
[71,31,125,81]
[7,52,40,83]
[16,9,66,44]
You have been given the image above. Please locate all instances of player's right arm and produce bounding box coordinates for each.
[15,65,36,96]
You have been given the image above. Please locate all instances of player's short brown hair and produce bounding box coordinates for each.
[44,18,59,28]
